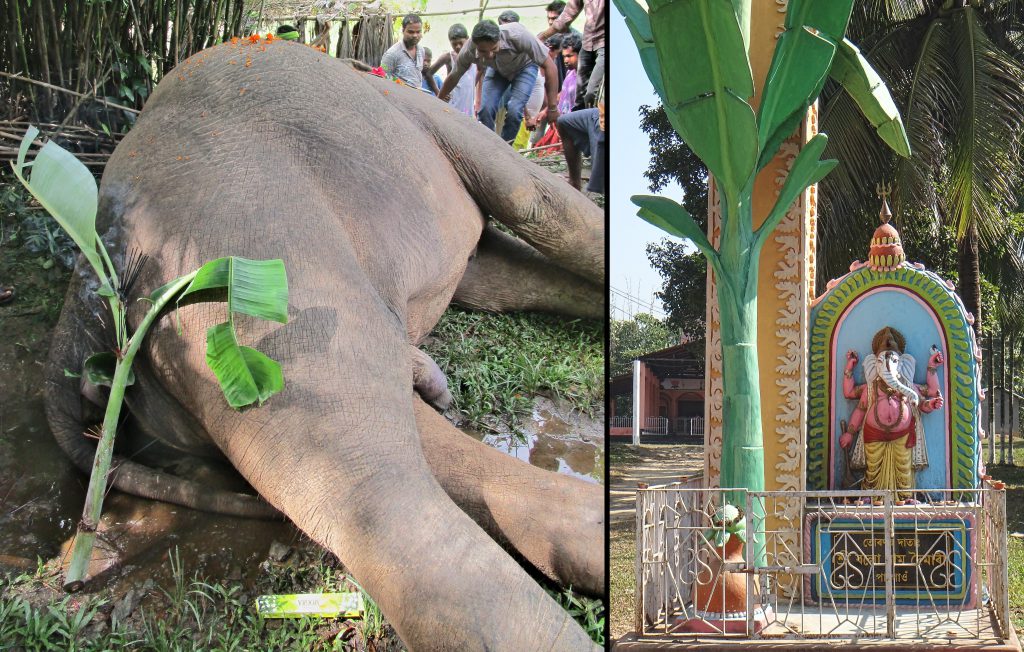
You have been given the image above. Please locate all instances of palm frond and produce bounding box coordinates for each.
[945,8,1024,250]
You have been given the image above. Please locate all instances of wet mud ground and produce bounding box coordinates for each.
[0,159,603,645]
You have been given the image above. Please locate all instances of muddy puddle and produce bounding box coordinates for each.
[0,349,603,595]
[468,397,604,484]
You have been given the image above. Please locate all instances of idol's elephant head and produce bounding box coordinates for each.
[44,40,603,650]
[863,326,919,405]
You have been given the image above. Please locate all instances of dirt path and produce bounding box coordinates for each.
[609,442,703,524]
[609,442,704,642]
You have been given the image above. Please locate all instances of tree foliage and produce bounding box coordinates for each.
[646,239,707,354]
[818,0,1024,327]
[610,314,674,377]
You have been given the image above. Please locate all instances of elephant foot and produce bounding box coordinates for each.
[414,397,604,596]
[410,346,452,410]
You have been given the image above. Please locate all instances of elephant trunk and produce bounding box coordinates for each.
[878,350,919,406]
[44,265,280,519]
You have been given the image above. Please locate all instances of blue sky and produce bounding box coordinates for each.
[609,8,689,320]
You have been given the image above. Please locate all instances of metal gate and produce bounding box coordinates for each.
[635,481,1009,641]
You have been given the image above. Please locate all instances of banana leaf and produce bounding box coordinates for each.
[206,322,284,409]
[647,0,757,200]
[755,133,838,249]
[82,352,136,387]
[756,0,855,171]
[612,0,665,101]
[830,38,911,158]
[151,256,289,409]
[631,195,716,259]
[179,256,289,324]
[12,126,106,285]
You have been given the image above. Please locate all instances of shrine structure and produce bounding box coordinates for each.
[616,0,1013,646]
[621,205,1012,647]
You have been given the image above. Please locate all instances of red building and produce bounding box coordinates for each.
[609,342,705,442]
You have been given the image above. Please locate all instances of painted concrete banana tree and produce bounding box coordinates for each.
[614,0,911,542]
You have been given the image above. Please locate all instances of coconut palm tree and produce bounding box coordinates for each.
[818,0,1024,332]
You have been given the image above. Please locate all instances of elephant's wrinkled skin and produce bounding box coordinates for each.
[45,41,604,650]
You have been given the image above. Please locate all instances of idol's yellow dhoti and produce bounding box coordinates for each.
[863,421,915,498]
[864,436,913,496]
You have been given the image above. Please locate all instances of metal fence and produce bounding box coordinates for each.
[635,480,1009,642]
[610,416,632,429]
[674,416,705,437]
[644,417,668,435]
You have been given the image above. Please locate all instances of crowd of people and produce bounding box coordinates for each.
[378,6,605,195]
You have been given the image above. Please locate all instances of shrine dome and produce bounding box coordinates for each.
[868,199,905,271]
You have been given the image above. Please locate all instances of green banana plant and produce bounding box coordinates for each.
[13,127,289,589]
[614,0,910,561]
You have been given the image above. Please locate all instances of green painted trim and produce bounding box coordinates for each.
[807,265,980,491]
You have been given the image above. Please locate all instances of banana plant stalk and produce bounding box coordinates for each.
[614,0,911,562]
[13,128,289,590]
[63,272,196,590]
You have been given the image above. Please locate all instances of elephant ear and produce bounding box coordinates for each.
[898,353,917,385]
[862,353,878,385]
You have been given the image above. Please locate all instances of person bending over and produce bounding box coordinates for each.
[438,20,559,144]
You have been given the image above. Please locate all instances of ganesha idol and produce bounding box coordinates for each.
[806,198,981,494]
[839,327,944,498]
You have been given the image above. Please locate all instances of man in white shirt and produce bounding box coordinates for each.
[380,14,425,88]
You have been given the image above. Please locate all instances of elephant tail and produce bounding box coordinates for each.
[44,267,281,520]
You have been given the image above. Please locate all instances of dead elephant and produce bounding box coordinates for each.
[45,39,604,650]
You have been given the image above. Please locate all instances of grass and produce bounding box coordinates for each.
[0,496,607,651]
[610,524,635,641]
[425,306,603,433]
[0,546,394,651]
[547,586,606,647]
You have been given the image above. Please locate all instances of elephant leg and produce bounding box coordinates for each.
[410,346,451,410]
[413,397,604,597]
[182,287,597,651]
[454,224,603,319]
[378,89,603,284]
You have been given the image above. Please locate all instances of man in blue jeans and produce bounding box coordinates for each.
[438,20,559,144]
